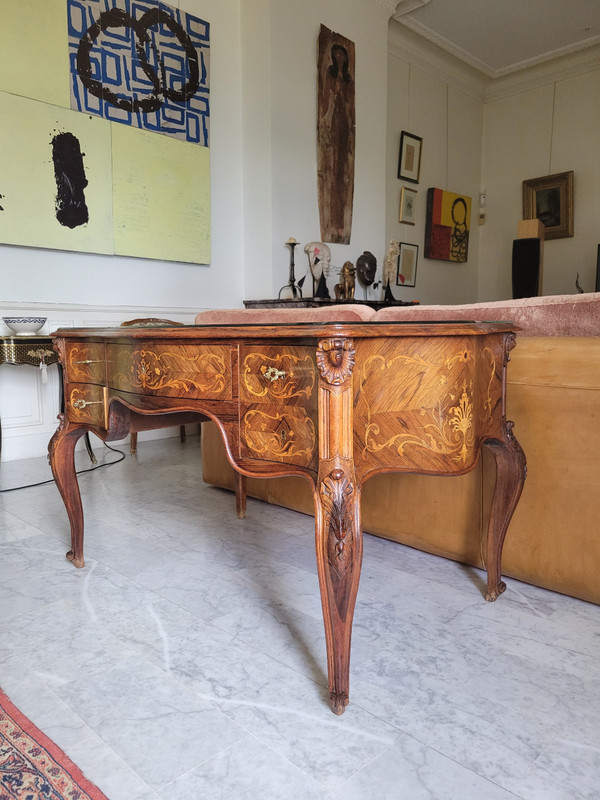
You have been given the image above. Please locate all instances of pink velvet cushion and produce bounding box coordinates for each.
[373,293,600,337]
[194,304,377,325]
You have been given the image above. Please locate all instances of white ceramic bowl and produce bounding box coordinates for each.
[3,316,47,335]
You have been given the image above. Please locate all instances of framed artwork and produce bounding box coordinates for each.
[399,187,417,225]
[397,131,422,183]
[396,242,418,287]
[522,171,574,240]
[68,0,210,146]
[424,188,471,262]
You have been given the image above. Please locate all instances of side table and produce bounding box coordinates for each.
[0,335,95,462]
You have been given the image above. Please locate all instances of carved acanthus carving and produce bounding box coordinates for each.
[317,338,355,385]
[321,468,354,562]
[504,332,517,364]
[320,468,356,621]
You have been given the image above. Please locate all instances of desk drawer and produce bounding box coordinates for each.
[66,383,106,427]
[107,343,232,400]
[240,346,318,469]
[240,346,317,404]
[240,404,318,469]
[65,343,106,384]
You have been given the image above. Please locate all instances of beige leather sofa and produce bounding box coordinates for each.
[199,293,600,605]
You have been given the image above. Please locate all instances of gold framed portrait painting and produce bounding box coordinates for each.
[522,171,573,240]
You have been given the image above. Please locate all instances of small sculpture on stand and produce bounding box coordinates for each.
[356,251,377,299]
[382,240,399,302]
[305,241,331,298]
[334,261,356,300]
[278,237,302,299]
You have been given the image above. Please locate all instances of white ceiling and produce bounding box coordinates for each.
[393,0,600,77]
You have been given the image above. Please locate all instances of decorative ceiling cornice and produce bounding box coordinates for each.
[484,44,600,103]
[365,0,401,18]
[390,19,600,105]
[389,23,488,101]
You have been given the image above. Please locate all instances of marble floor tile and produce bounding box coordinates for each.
[0,436,598,800]
[66,731,164,800]
[336,731,521,800]
[54,655,245,791]
[158,734,337,800]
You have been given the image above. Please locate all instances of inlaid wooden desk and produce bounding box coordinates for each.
[49,321,525,715]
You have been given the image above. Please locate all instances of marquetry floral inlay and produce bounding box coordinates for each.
[121,349,226,393]
[242,409,316,462]
[358,348,483,466]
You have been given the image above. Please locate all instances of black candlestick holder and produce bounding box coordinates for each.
[278,238,302,299]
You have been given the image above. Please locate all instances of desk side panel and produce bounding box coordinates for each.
[353,335,504,477]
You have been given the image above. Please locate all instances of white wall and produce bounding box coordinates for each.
[1,0,396,460]
[243,0,394,301]
[386,26,600,303]
[480,51,600,299]
[0,0,247,460]
[0,0,245,312]
[386,23,487,304]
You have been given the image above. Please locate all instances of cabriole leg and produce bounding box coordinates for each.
[234,470,247,519]
[48,417,87,568]
[483,422,526,601]
[314,468,362,714]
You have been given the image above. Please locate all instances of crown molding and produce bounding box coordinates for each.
[388,21,488,101]
[392,0,431,16]
[484,44,600,103]
[394,15,600,81]
[389,19,600,105]
[364,0,401,18]
[396,16,496,77]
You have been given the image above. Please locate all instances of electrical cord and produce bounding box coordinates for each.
[0,441,126,493]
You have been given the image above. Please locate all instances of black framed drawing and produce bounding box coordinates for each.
[396,242,418,287]
[397,131,422,183]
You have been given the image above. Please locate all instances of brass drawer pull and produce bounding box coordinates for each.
[73,359,104,364]
[71,398,103,410]
[262,366,286,382]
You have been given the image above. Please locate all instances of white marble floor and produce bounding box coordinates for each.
[0,435,598,800]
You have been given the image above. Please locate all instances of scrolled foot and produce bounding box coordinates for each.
[66,550,85,568]
[485,580,506,602]
[329,691,349,715]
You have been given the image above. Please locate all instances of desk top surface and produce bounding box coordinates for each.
[53,320,517,341]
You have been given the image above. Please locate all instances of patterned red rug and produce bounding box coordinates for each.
[0,687,109,800]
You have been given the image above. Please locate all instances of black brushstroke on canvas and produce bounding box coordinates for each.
[76,7,199,114]
[52,132,89,229]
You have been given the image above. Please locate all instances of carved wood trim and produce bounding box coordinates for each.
[316,338,355,385]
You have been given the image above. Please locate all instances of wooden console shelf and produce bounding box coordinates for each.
[49,320,525,715]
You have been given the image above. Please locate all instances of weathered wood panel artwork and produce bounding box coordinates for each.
[0,0,211,264]
[317,25,355,245]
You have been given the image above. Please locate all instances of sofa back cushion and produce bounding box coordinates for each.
[373,292,600,336]
[195,304,377,325]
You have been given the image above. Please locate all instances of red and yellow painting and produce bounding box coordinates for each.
[424,188,471,262]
